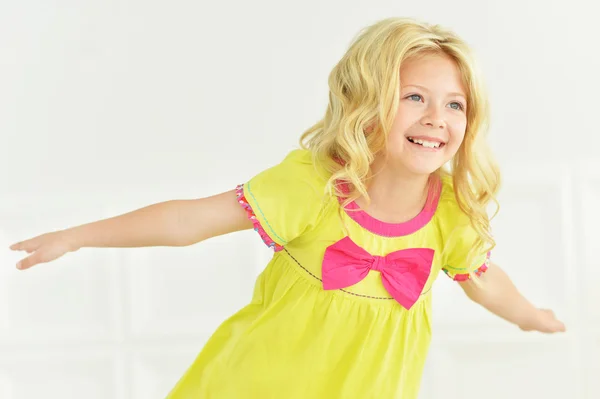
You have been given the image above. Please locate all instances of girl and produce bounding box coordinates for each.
[9,17,565,399]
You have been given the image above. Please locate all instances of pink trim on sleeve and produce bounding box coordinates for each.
[236,184,284,252]
[442,251,491,281]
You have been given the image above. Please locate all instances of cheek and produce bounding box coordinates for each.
[387,124,405,148]
[449,119,467,142]
[446,121,467,154]
[389,107,418,143]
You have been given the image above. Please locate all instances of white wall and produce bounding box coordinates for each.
[1,0,598,398]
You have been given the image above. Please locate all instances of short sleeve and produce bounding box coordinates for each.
[440,222,491,281]
[436,177,491,281]
[236,149,328,251]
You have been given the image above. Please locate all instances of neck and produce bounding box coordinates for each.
[355,157,432,224]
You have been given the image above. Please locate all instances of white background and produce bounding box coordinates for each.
[1,0,598,398]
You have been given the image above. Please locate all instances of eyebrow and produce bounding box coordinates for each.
[403,84,466,99]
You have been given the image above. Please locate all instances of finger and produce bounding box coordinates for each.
[542,315,565,333]
[541,309,555,317]
[554,320,566,332]
[10,238,42,253]
[16,251,46,270]
[544,310,566,332]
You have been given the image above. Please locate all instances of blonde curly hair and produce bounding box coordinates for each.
[300,17,501,265]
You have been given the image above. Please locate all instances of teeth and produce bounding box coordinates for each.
[408,137,442,148]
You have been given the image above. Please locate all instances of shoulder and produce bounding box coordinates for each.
[250,148,330,192]
[245,148,333,210]
[432,176,492,276]
[433,175,471,229]
[241,148,334,247]
[278,148,324,176]
[281,148,314,163]
[432,174,488,257]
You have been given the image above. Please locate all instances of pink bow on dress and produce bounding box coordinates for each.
[321,236,434,309]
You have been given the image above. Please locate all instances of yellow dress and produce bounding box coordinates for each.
[166,149,490,399]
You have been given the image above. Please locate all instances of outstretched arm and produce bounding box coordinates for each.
[10,189,253,270]
[459,262,566,333]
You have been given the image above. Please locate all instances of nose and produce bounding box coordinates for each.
[420,106,446,129]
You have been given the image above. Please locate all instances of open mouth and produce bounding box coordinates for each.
[406,136,445,149]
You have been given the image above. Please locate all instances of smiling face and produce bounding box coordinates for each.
[385,52,468,176]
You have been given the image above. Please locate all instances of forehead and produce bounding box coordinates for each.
[400,53,466,96]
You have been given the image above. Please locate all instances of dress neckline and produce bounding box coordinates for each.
[337,176,442,237]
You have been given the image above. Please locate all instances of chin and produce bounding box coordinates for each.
[403,163,442,176]
[386,152,446,176]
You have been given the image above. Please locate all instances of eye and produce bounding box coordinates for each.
[448,101,465,111]
[407,94,423,102]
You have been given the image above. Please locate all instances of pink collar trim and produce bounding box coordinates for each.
[337,177,442,237]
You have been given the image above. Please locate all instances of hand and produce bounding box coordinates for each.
[519,308,566,333]
[9,230,79,270]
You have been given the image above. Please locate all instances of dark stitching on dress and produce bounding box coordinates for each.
[283,248,432,300]
[284,248,323,282]
[339,288,394,300]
